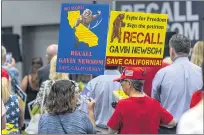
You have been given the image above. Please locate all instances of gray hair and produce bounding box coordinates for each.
[169,34,191,55]
[130,80,144,92]
[45,80,79,114]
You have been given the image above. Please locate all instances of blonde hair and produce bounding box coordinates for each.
[49,55,69,80]
[191,41,204,66]
[2,77,11,103]
[2,46,7,62]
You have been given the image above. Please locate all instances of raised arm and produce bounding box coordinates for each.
[92,10,101,20]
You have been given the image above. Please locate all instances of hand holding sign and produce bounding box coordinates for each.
[87,98,95,111]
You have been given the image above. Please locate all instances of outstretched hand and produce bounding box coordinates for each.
[97,10,101,15]
[87,98,95,111]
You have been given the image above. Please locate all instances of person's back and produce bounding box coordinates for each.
[80,69,121,129]
[108,96,173,134]
[38,64,50,87]
[39,110,95,134]
[153,58,202,121]
[152,35,203,124]
[4,94,20,133]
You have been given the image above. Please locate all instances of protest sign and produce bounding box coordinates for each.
[56,4,110,75]
[113,1,204,44]
[113,89,129,101]
[15,85,27,111]
[106,11,168,67]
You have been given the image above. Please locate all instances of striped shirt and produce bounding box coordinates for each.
[38,110,96,134]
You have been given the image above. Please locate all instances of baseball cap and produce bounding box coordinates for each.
[114,67,145,82]
[1,68,9,80]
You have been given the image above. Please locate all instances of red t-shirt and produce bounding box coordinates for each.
[190,90,204,108]
[107,96,173,134]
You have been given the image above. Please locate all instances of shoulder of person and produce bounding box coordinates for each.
[74,110,88,116]
[38,64,49,72]
[147,96,161,105]
[66,110,90,122]
[10,94,19,102]
[156,64,173,77]
[40,80,52,89]
[190,62,202,71]
[117,98,134,106]
[86,77,99,88]
[4,66,19,76]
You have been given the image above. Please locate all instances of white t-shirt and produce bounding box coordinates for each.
[177,99,204,134]
[2,100,6,116]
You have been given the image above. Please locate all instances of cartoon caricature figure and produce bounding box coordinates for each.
[110,14,126,43]
[74,9,101,48]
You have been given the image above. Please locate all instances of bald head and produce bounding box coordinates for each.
[46,44,58,63]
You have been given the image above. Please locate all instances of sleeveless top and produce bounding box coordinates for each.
[4,95,20,134]
[25,75,38,119]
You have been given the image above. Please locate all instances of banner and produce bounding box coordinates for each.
[113,1,204,44]
[57,4,110,75]
[106,11,168,67]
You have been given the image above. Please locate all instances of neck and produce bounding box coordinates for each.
[173,54,188,62]
[128,90,145,97]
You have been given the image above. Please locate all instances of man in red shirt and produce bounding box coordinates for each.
[107,67,176,134]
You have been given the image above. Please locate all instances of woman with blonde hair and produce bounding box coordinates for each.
[1,68,24,134]
[191,41,204,66]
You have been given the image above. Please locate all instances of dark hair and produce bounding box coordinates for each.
[45,80,78,114]
[31,57,43,88]
[169,34,191,54]
[105,66,118,70]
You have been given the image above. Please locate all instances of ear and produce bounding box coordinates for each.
[127,81,132,89]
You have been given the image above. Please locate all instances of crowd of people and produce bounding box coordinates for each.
[1,34,204,134]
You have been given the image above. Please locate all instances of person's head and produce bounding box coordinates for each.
[49,55,69,80]
[169,34,191,61]
[1,68,11,103]
[82,9,92,19]
[31,57,43,88]
[1,46,7,64]
[191,41,204,66]
[114,67,145,96]
[46,44,58,64]
[105,66,119,70]
[45,80,79,114]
